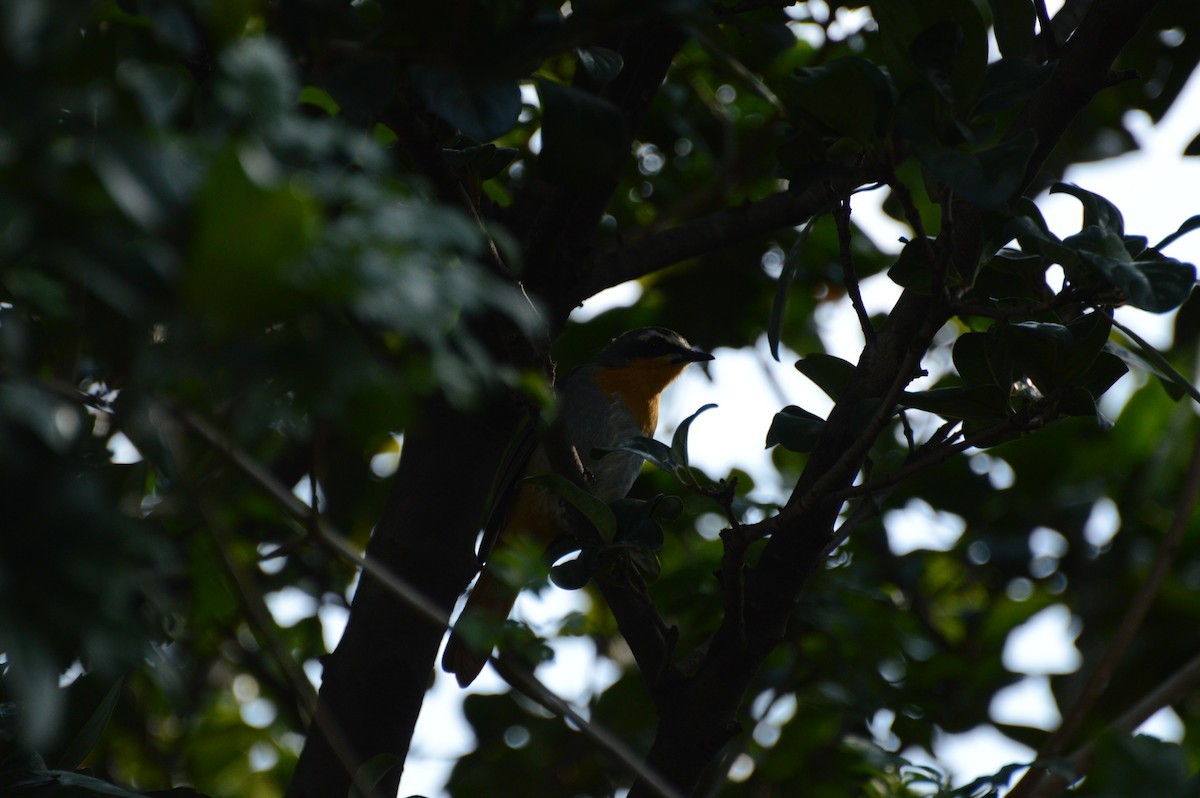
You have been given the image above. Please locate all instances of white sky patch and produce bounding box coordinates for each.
[933,725,1035,789]
[264,587,318,628]
[318,603,349,654]
[1136,705,1185,742]
[990,675,1062,731]
[883,498,967,555]
[570,281,644,322]
[1003,604,1082,675]
[1083,496,1122,549]
[107,430,142,464]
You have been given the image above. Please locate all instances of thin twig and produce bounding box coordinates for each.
[833,196,874,343]
[1010,429,1200,798]
[1029,649,1200,798]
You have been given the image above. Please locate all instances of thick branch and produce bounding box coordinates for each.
[630,1,1169,793]
[576,173,867,304]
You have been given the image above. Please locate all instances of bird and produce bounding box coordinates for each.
[441,327,713,687]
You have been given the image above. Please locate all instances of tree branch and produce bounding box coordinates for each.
[1010,426,1200,798]
[576,174,867,305]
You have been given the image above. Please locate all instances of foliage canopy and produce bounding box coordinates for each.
[4,1,1200,797]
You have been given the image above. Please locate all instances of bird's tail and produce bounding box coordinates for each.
[441,568,520,687]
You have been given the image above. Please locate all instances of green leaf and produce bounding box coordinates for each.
[953,331,1002,386]
[887,236,938,293]
[576,47,624,85]
[766,405,826,451]
[986,0,1035,58]
[769,214,822,361]
[1001,313,1112,393]
[550,549,598,590]
[871,0,988,105]
[408,65,521,141]
[1050,182,1125,236]
[594,436,677,474]
[785,57,894,141]
[538,79,629,188]
[918,130,1037,209]
[349,754,403,798]
[1065,227,1197,312]
[972,58,1053,116]
[54,676,124,770]
[1154,214,1200,251]
[671,403,717,473]
[186,146,319,324]
[794,353,857,400]
[910,19,965,103]
[522,474,617,542]
[900,385,1010,421]
[1108,319,1200,405]
[610,497,667,551]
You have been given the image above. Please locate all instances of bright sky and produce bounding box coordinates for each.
[300,31,1200,798]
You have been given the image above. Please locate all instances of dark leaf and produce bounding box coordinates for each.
[887,236,938,293]
[765,405,825,452]
[670,403,717,472]
[594,436,676,474]
[900,385,1010,421]
[576,47,624,85]
[785,58,894,141]
[985,0,1035,59]
[794,353,857,400]
[1050,182,1125,236]
[349,754,403,798]
[549,549,597,590]
[522,474,617,542]
[769,214,822,360]
[54,676,124,770]
[972,58,1053,116]
[1154,214,1200,251]
[408,65,521,141]
[918,130,1037,209]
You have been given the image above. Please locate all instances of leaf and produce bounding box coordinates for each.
[538,79,629,188]
[522,474,617,542]
[986,0,1035,58]
[769,214,822,361]
[610,497,667,551]
[1001,313,1112,393]
[54,676,124,770]
[349,754,403,798]
[972,58,1053,116]
[1065,227,1197,312]
[918,130,1037,209]
[1186,130,1200,156]
[408,64,521,141]
[594,436,677,474]
[576,47,624,85]
[785,57,894,141]
[1107,319,1200,405]
[1050,182,1125,236]
[1154,214,1200,251]
[887,235,938,293]
[765,405,826,452]
[899,385,1010,421]
[671,403,717,473]
[910,19,964,103]
[794,353,857,400]
[549,549,597,590]
[186,145,319,324]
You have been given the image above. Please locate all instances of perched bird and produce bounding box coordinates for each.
[441,327,713,687]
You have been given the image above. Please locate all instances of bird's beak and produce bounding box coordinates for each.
[678,348,714,364]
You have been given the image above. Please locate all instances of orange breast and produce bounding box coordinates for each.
[595,361,690,435]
